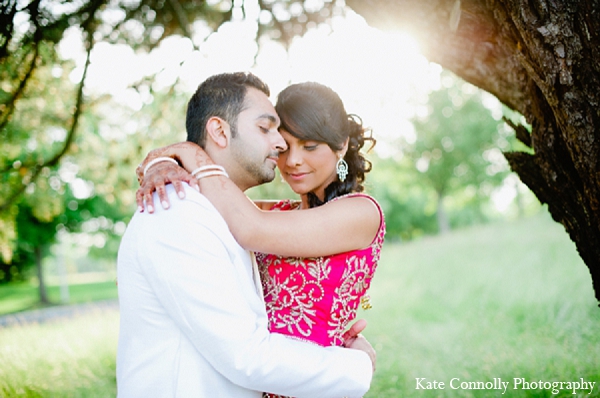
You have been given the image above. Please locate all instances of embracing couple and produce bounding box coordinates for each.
[116,72,386,397]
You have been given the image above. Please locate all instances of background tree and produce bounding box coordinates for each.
[346,0,600,303]
[367,154,438,241]
[406,73,511,233]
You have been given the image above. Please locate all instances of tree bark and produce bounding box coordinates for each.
[347,0,600,303]
[35,245,49,304]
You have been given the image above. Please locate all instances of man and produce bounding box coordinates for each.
[117,72,374,397]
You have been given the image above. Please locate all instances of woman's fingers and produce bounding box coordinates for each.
[156,183,170,210]
[169,165,200,197]
[144,188,156,213]
[342,319,367,344]
[135,179,160,213]
[172,180,185,199]
[188,176,200,192]
[135,187,145,212]
[137,162,196,213]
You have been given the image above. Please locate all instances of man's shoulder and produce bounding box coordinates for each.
[126,184,224,233]
[120,184,234,252]
[159,184,220,219]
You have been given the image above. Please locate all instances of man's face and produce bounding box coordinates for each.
[229,87,286,189]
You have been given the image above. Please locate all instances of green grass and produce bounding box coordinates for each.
[0,309,119,397]
[0,281,118,316]
[363,211,600,397]
[0,212,599,397]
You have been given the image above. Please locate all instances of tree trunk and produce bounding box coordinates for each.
[436,192,451,234]
[514,178,525,219]
[347,0,600,303]
[35,246,49,304]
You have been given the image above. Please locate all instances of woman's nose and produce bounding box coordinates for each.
[286,147,302,166]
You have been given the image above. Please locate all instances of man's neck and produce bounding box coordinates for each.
[205,150,251,192]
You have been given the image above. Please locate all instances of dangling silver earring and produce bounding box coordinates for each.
[336,155,348,182]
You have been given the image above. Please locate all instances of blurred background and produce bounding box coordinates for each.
[1,1,598,397]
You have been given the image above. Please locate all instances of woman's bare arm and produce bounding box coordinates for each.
[136,162,287,213]
[137,142,380,257]
[204,183,381,257]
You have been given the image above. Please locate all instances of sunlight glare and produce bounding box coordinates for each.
[491,175,519,212]
[58,6,444,158]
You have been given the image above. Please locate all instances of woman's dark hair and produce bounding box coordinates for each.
[275,82,375,208]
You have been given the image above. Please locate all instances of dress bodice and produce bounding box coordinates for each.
[256,193,386,348]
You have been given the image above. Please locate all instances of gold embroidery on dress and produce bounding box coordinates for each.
[257,193,386,348]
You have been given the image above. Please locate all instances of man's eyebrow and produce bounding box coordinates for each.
[256,114,279,125]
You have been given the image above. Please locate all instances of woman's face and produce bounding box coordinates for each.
[277,128,339,201]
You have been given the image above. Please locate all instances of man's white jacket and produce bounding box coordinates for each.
[116,184,372,397]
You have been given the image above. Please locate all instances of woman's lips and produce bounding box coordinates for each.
[287,172,307,180]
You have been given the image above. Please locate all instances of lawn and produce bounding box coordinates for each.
[0,281,118,316]
[0,211,599,397]
[364,211,600,397]
[0,308,119,397]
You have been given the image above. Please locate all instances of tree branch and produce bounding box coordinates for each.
[167,0,192,40]
[503,116,532,148]
[0,20,94,213]
[0,43,40,134]
[0,0,18,61]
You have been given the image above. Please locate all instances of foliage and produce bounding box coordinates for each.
[365,73,523,240]
[368,154,438,241]
[0,202,58,283]
[403,72,512,232]
[0,0,345,291]
[1,213,599,396]
[1,39,79,272]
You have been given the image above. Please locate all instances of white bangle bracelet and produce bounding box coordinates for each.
[191,164,226,177]
[194,170,229,180]
[143,157,178,176]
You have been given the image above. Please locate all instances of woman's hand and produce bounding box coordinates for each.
[137,141,213,177]
[342,319,376,371]
[136,161,197,213]
[135,141,214,213]
[342,319,367,344]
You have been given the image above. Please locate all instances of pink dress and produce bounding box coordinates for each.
[257,193,385,398]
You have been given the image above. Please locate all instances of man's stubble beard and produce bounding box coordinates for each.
[229,126,277,187]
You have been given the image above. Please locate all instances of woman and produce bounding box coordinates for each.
[138,82,385,396]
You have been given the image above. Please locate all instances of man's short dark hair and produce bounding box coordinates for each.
[186,72,270,147]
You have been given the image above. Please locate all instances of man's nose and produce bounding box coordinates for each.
[273,132,287,153]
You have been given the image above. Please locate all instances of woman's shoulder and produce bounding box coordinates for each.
[329,193,383,217]
[328,193,386,241]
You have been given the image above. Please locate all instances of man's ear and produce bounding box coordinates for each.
[205,116,230,148]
